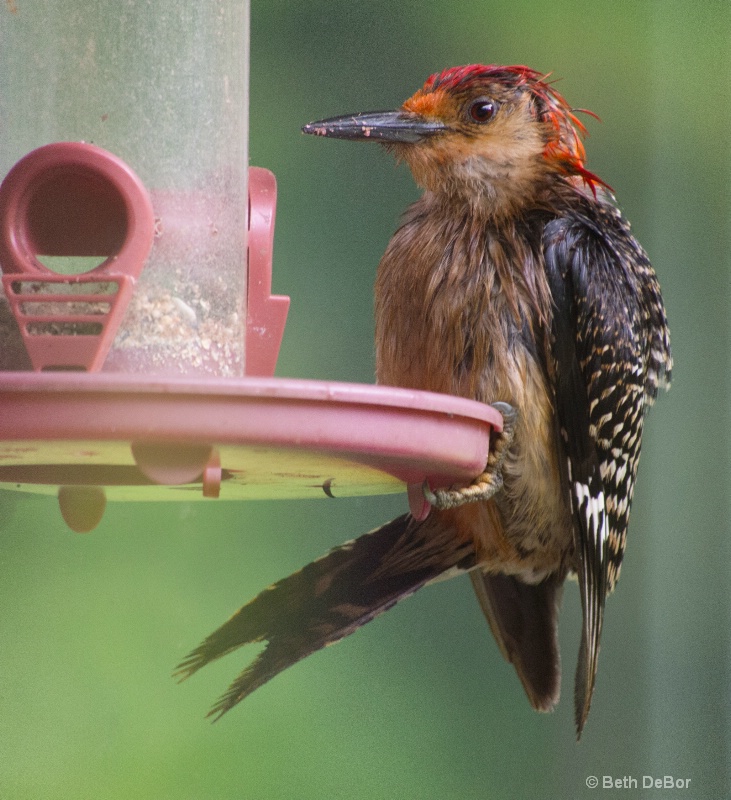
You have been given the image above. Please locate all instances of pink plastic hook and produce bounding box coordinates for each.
[245,167,290,376]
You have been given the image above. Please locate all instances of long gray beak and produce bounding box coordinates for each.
[302,110,447,144]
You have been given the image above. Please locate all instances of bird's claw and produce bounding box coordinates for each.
[423,471,505,511]
[423,401,517,511]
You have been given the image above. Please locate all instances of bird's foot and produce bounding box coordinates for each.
[423,402,517,510]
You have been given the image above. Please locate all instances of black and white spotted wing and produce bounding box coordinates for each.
[543,195,672,735]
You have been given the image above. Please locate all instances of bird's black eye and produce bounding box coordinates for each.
[468,98,497,123]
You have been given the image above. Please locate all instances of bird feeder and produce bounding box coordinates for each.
[0,1,501,532]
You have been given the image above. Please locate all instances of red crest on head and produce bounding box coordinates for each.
[421,65,610,195]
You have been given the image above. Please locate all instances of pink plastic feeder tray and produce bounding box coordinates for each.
[0,143,501,531]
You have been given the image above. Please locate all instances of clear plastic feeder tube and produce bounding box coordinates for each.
[0,1,249,375]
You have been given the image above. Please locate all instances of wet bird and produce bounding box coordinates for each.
[177,65,671,736]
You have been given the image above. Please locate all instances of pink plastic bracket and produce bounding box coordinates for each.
[0,142,155,371]
[245,167,290,376]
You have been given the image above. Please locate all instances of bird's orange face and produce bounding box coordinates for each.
[398,67,606,206]
[398,80,549,206]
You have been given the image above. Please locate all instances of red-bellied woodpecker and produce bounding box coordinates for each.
[177,64,672,736]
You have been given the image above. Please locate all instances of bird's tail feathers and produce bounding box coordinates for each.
[175,512,476,720]
[470,571,563,713]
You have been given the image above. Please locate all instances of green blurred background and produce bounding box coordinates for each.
[1,0,730,798]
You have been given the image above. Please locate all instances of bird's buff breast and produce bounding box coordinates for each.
[374,206,573,577]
